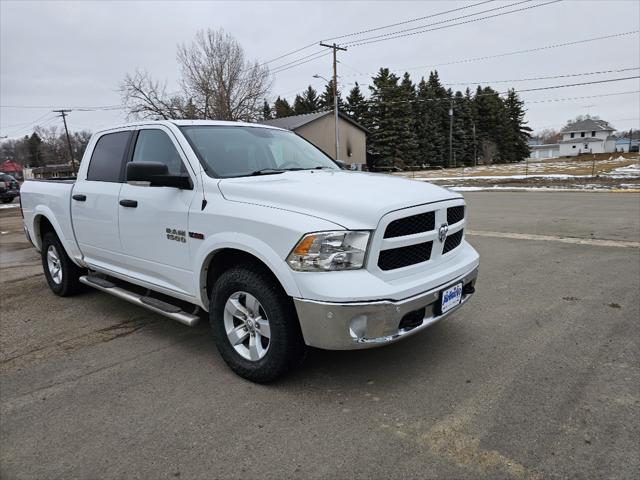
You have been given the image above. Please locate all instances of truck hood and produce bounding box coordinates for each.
[218,170,460,230]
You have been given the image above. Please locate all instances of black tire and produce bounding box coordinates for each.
[41,231,84,296]
[1,197,14,204]
[210,264,306,383]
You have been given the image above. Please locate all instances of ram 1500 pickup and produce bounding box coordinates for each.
[20,120,479,382]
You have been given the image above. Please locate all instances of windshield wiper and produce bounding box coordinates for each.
[250,168,287,176]
[249,166,332,176]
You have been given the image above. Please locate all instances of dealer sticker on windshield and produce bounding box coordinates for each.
[441,283,463,314]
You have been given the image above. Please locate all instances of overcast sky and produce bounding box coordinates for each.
[1,0,639,139]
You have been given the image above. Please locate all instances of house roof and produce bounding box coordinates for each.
[561,118,614,133]
[260,111,369,133]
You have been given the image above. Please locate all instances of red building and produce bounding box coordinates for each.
[0,160,24,180]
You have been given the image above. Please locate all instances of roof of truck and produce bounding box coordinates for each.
[95,119,284,134]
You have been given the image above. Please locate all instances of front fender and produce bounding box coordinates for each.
[194,231,302,310]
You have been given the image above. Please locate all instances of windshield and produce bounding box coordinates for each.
[180,125,340,178]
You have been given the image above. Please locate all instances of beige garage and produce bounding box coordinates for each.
[260,111,368,168]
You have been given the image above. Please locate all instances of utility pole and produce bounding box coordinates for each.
[53,109,76,176]
[629,129,633,154]
[448,99,453,167]
[319,42,347,161]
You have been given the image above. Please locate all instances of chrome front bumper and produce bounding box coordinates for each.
[293,267,478,350]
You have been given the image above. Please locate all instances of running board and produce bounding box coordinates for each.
[79,275,200,327]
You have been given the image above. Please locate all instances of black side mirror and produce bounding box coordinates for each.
[126,162,192,189]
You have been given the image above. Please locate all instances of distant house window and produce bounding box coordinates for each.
[591,131,596,137]
[572,145,576,149]
[570,133,575,138]
[584,144,588,149]
[580,132,585,137]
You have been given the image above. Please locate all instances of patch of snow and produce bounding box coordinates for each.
[0,203,19,209]
[604,163,640,178]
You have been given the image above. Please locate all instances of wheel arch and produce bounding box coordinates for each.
[198,242,300,311]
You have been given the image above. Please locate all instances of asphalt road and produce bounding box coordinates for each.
[1,192,639,480]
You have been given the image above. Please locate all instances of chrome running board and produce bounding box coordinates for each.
[79,275,200,327]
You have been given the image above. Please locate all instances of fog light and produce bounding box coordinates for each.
[349,315,368,339]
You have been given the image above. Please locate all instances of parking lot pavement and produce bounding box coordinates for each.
[1,192,639,480]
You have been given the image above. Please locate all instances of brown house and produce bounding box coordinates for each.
[260,111,368,168]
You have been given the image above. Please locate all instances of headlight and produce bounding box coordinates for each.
[286,231,370,271]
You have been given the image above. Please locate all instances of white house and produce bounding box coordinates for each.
[559,118,617,156]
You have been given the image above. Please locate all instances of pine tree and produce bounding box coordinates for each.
[367,68,400,166]
[273,96,294,118]
[398,73,419,167]
[503,89,532,162]
[293,86,320,115]
[473,86,506,164]
[262,100,272,120]
[319,80,343,110]
[344,83,368,124]
[27,132,43,167]
[367,68,419,168]
[414,71,449,167]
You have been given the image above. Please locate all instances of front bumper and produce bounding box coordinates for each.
[294,267,478,350]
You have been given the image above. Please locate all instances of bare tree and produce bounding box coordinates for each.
[121,70,191,120]
[120,29,271,121]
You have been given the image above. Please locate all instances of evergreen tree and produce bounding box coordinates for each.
[319,80,343,110]
[344,82,368,124]
[273,96,294,118]
[502,89,531,162]
[398,73,419,166]
[262,100,272,120]
[367,68,419,168]
[452,90,475,166]
[295,85,321,114]
[27,132,43,167]
[473,86,506,164]
[414,71,449,167]
[367,69,398,166]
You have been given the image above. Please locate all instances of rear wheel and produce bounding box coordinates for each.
[41,231,83,296]
[210,264,306,383]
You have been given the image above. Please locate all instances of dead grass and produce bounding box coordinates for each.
[396,153,639,179]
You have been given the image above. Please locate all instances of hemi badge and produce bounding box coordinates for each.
[189,232,205,240]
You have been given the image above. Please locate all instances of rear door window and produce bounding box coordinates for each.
[87,131,131,182]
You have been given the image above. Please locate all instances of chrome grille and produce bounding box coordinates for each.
[384,212,435,238]
[378,242,433,271]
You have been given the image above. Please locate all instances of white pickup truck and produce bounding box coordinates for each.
[20,120,479,382]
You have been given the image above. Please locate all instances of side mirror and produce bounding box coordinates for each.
[126,162,192,189]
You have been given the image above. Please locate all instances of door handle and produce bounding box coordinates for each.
[72,194,86,202]
[119,199,138,208]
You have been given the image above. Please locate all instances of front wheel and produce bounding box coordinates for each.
[1,197,14,204]
[210,264,306,383]
[41,231,84,296]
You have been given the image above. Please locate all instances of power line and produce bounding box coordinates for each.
[270,50,328,73]
[441,67,640,86]
[341,31,640,78]
[1,111,57,137]
[526,90,640,104]
[511,75,640,94]
[1,104,123,110]
[347,76,640,107]
[261,0,496,70]
[353,67,640,90]
[271,51,332,75]
[344,0,563,47]
[323,0,495,42]
[342,0,535,47]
